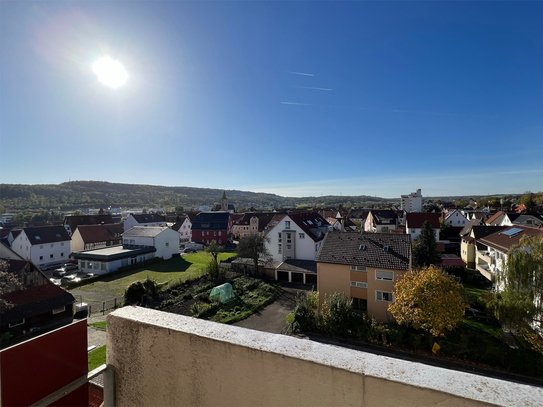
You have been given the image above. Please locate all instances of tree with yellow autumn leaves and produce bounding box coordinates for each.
[388,265,467,346]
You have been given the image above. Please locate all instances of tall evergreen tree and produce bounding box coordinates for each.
[412,220,441,268]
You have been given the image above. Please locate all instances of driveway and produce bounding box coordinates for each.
[233,285,308,334]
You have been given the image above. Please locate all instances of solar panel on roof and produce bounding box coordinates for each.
[501,228,523,237]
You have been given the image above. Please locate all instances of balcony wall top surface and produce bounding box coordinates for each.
[107,307,543,407]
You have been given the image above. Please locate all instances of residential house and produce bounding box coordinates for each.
[72,226,179,275]
[326,217,357,232]
[486,211,507,226]
[122,227,179,260]
[10,226,71,269]
[500,213,543,228]
[316,232,412,322]
[364,210,398,233]
[70,223,123,252]
[264,212,331,262]
[0,257,75,348]
[191,212,230,245]
[475,225,543,284]
[63,214,114,236]
[347,208,370,228]
[405,213,440,241]
[460,225,506,269]
[318,208,341,219]
[171,216,192,244]
[444,209,469,227]
[400,189,422,212]
[232,213,275,239]
[123,213,167,232]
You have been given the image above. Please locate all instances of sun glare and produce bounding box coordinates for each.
[92,57,127,88]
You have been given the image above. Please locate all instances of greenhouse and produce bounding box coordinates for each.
[209,283,235,303]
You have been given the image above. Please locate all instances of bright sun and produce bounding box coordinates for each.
[92,57,127,88]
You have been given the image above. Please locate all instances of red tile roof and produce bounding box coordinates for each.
[405,213,440,229]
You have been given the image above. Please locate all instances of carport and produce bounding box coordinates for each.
[274,259,317,286]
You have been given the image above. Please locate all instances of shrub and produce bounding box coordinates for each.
[124,281,147,304]
[323,292,357,338]
[287,290,320,333]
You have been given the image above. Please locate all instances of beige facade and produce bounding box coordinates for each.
[318,262,406,322]
[233,215,260,238]
[461,237,475,268]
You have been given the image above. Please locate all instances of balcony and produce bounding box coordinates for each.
[104,307,542,406]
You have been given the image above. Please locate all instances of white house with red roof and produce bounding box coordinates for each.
[264,212,332,262]
[405,213,440,241]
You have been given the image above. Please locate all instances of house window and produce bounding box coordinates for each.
[350,281,368,288]
[278,232,282,242]
[214,231,217,236]
[376,270,394,281]
[50,254,54,259]
[376,291,393,302]
[166,242,169,247]
[278,244,282,254]
[51,244,54,248]
[287,245,291,250]
[121,259,128,267]
[9,319,25,328]
[219,231,221,236]
[286,233,291,243]
[94,262,99,270]
[130,239,135,244]
[52,306,65,315]
[81,261,86,268]
[299,233,305,239]
[350,265,367,272]
[285,221,291,229]
[61,242,64,246]
[101,263,106,271]
[124,239,129,244]
[218,239,222,244]
[61,253,64,257]
[39,256,43,261]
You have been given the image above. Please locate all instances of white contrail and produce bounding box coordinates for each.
[288,71,314,76]
[294,86,332,91]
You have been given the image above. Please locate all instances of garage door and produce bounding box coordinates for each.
[277,271,289,282]
[291,272,304,284]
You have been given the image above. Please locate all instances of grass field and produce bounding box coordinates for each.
[88,345,107,371]
[89,321,107,330]
[77,252,236,297]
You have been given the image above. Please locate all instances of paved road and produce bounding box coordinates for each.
[233,285,307,334]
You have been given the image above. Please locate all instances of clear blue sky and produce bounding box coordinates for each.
[1,1,542,198]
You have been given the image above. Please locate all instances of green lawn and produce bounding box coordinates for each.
[88,345,106,371]
[89,321,107,330]
[76,252,236,297]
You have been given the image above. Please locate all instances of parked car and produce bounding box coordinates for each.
[83,273,95,278]
[53,269,67,278]
[60,275,81,285]
[63,263,78,271]
[183,248,197,253]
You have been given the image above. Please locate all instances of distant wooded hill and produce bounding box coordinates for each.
[0,181,396,212]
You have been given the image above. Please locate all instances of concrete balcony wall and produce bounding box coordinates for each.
[106,307,543,407]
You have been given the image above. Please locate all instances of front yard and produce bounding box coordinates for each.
[76,252,236,297]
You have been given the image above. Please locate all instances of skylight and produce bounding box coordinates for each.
[55,234,62,238]
[35,236,40,240]
[501,228,523,238]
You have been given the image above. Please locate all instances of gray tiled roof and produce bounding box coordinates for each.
[315,231,411,271]
[277,259,317,274]
[123,226,169,237]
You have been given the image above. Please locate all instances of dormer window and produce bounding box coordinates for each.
[359,244,366,250]
[285,221,290,229]
[383,246,389,252]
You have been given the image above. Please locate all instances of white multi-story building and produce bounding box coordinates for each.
[400,189,422,212]
[172,216,192,244]
[265,212,332,262]
[10,226,71,269]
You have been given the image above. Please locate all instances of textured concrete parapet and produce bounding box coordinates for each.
[107,307,542,407]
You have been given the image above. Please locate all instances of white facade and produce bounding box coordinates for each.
[11,230,70,268]
[445,210,468,227]
[265,216,328,262]
[405,225,439,241]
[400,189,422,212]
[78,253,155,275]
[123,227,179,260]
[176,218,192,243]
